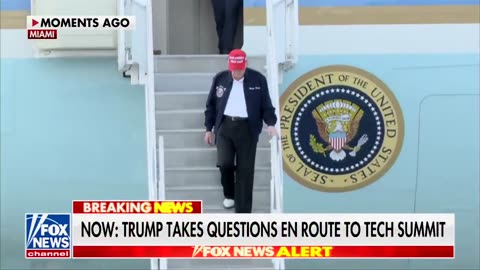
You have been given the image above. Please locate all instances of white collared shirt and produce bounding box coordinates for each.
[224,78,248,117]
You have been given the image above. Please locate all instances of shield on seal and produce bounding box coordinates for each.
[329,132,347,151]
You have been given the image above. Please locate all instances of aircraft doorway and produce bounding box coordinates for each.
[153,0,244,55]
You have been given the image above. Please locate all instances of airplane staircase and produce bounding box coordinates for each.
[154,55,275,270]
[118,0,296,268]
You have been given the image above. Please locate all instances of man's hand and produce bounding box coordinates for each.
[266,126,278,137]
[204,131,214,146]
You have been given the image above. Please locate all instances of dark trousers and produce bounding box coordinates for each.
[216,117,257,213]
[211,0,243,54]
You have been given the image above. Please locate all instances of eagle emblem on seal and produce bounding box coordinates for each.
[310,99,369,161]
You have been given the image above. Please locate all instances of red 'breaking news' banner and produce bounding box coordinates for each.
[72,246,454,258]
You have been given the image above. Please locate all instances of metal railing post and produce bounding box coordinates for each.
[267,0,286,269]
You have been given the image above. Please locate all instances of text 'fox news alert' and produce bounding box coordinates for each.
[72,245,455,258]
[26,16,135,40]
[25,214,71,258]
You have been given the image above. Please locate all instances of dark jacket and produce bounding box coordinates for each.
[204,68,277,142]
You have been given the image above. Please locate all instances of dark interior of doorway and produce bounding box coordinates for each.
[153,0,244,55]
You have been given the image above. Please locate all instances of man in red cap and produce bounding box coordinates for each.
[204,49,278,213]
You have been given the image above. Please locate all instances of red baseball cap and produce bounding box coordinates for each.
[228,49,247,70]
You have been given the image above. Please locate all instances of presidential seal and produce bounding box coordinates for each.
[280,65,404,192]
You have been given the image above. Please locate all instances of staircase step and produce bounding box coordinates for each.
[163,148,270,168]
[154,73,214,92]
[164,167,270,189]
[156,110,276,134]
[156,110,204,130]
[167,258,273,269]
[158,129,271,148]
[155,91,208,110]
[154,55,266,73]
[165,186,270,210]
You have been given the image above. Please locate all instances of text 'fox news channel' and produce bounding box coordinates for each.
[25,201,455,259]
[26,16,135,40]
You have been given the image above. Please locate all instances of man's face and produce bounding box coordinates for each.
[231,69,246,80]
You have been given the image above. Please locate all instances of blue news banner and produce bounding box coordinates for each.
[25,213,71,258]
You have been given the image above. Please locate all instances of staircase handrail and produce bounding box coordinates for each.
[117,0,127,70]
[285,0,299,69]
[144,0,162,268]
[156,136,167,269]
[118,0,161,269]
[266,0,286,269]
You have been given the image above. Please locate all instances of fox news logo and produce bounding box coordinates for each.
[25,214,71,258]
